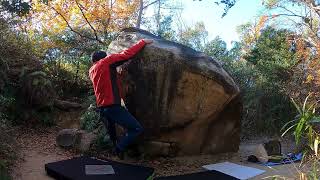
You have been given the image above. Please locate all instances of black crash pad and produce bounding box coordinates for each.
[45,156,154,180]
[155,171,239,180]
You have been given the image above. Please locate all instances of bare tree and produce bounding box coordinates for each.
[136,0,159,28]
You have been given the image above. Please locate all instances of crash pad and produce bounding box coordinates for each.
[155,171,238,180]
[45,156,154,180]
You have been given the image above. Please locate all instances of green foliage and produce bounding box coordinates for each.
[94,128,113,151]
[0,161,11,180]
[0,18,36,62]
[204,36,228,60]
[1,0,31,16]
[0,88,16,124]
[35,109,55,126]
[80,93,100,132]
[0,95,15,110]
[0,30,17,177]
[178,22,208,51]
[0,119,16,180]
[263,0,281,9]
[215,0,237,17]
[1,70,56,126]
[80,108,100,132]
[157,16,176,40]
[282,95,320,153]
[80,95,113,150]
[28,24,108,98]
[196,0,237,17]
[281,95,320,179]
[143,3,177,41]
[80,106,114,150]
[224,60,296,136]
[308,160,320,180]
[215,26,298,136]
[44,55,92,97]
[245,27,297,82]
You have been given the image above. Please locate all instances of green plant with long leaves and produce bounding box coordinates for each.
[0,162,10,180]
[281,95,320,156]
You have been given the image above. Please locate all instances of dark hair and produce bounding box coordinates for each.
[91,51,107,63]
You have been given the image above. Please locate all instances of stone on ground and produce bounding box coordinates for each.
[56,129,97,152]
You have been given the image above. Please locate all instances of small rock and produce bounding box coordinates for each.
[53,99,83,111]
[56,129,79,148]
[264,140,281,155]
[75,132,97,152]
[253,140,282,163]
[141,141,171,157]
[56,129,97,152]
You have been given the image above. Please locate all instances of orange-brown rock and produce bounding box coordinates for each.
[107,28,241,156]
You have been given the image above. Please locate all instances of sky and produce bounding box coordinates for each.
[180,0,265,48]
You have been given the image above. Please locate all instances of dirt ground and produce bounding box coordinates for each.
[10,125,305,180]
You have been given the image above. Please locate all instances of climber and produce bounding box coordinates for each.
[89,39,153,159]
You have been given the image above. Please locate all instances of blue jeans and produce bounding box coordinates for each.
[99,105,143,152]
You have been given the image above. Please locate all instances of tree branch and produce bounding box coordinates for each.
[307,0,320,17]
[104,0,115,38]
[277,5,306,18]
[74,0,101,43]
[143,0,159,9]
[271,13,306,18]
[51,6,105,44]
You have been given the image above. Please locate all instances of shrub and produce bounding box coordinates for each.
[0,123,16,180]
[280,95,320,179]
[80,107,101,132]
[0,162,11,180]
[44,55,92,98]
[282,95,320,153]
[94,128,113,151]
[80,108,114,150]
[223,60,296,137]
[80,94,113,150]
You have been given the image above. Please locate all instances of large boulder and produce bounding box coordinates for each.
[107,28,242,156]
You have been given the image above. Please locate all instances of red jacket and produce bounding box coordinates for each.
[89,40,147,107]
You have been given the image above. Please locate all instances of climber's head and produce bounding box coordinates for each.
[91,51,107,63]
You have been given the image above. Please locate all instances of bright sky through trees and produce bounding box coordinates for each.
[182,0,264,48]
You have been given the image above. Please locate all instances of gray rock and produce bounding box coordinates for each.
[54,99,84,111]
[56,129,79,148]
[253,140,282,163]
[56,129,97,152]
[20,71,55,108]
[141,141,175,157]
[264,140,281,155]
[76,131,97,152]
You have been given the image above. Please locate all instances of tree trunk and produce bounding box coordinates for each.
[136,0,144,28]
[157,0,161,35]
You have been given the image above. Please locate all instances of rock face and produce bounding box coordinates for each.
[20,71,56,108]
[53,99,84,111]
[107,28,242,156]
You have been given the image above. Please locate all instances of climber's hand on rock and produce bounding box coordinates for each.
[143,39,153,44]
